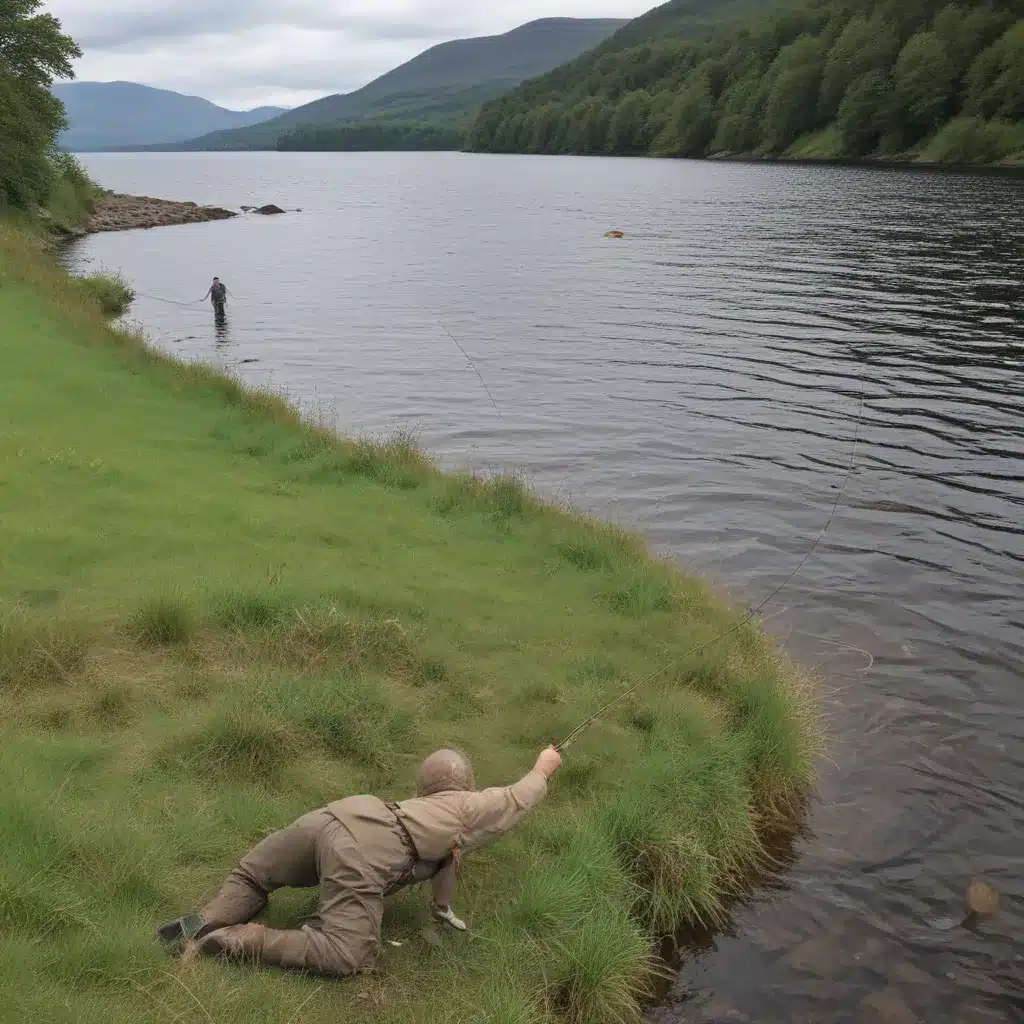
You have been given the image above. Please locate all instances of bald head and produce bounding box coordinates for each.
[417,749,475,797]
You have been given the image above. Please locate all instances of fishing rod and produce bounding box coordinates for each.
[555,384,867,752]
[439,323,504,420]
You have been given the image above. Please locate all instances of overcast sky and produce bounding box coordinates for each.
[43,1,656,110]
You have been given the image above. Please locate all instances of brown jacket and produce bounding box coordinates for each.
[321,769,548,908]
[386,768,549,861]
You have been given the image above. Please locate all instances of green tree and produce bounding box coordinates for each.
[0,0,79,86]
[933,5,1012,82]
[819,16,900,120]
[606,89,653,154]
[761,35,827,152]
[966,21,1024,120]
[712,72,766,153]
[565,100,609,153]
[889,31,957,145]
[0,0,80,209]
[526,103,562,153]
[836,69,893,156]
[468,103,505,151]
[655,72,716,157]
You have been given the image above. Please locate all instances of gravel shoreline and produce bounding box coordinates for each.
[86,192,237,233]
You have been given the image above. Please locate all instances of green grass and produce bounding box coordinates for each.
[0,218,818,1023]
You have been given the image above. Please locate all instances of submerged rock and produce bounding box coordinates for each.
[966,879,999,917]
[254,204,285,215]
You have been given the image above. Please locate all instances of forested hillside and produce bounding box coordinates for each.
[469,0,1024,165]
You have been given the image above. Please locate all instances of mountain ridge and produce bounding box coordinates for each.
[143,17,628,151]
[54,81,288,151]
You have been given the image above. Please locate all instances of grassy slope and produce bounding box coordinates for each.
[0,221,815,1024]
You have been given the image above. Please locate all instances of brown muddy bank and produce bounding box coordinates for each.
[86,192,237,233]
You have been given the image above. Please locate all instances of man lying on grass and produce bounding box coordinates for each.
[158,746,562,976]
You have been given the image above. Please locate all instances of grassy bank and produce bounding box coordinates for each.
[0,219,816,1024]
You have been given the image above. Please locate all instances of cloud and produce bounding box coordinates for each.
[44,0,655,109]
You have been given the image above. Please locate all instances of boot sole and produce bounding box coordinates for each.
[157,914,210,943]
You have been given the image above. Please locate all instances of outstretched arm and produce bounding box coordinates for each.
[459,747,561,852]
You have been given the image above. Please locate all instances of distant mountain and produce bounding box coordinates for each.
[53,82,288,151]
[153,17,628,151]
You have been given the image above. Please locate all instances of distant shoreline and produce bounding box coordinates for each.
[77,148,1024,174]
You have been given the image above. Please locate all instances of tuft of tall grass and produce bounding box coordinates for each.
[603,573,674,616]
[0,609,91,694]
[267,674,416,775]
[159,708,299,785]
[431,472,535,523]
[524,818,636,904]
[129,593,193,646]
[559,752,607,795]
[472,981,546,1024]
[312,430,431,491]
[260,604,428,680]
[550,906,655,1024]
[556,523,641,574]
[210,590,287,631]
[506,865,594,935]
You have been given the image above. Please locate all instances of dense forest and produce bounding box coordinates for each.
[0,0,86,213]
[276,120,466,152]
[469,0,1024,164]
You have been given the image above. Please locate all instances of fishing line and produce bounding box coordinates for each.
[556,383,867,751]
[135,290,207,308]
[439,323,504,420]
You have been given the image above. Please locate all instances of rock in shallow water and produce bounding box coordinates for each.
[966,879,999,917]
[86,193,236,233]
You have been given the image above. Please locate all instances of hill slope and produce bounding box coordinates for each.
[158,18,628,151]
[469,0,1024,164]
[53,82,287,151]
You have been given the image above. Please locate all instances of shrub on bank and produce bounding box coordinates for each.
[45,152,100,231]
[76,271,135,317]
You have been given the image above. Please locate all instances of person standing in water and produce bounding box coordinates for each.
[204,277,228,314]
